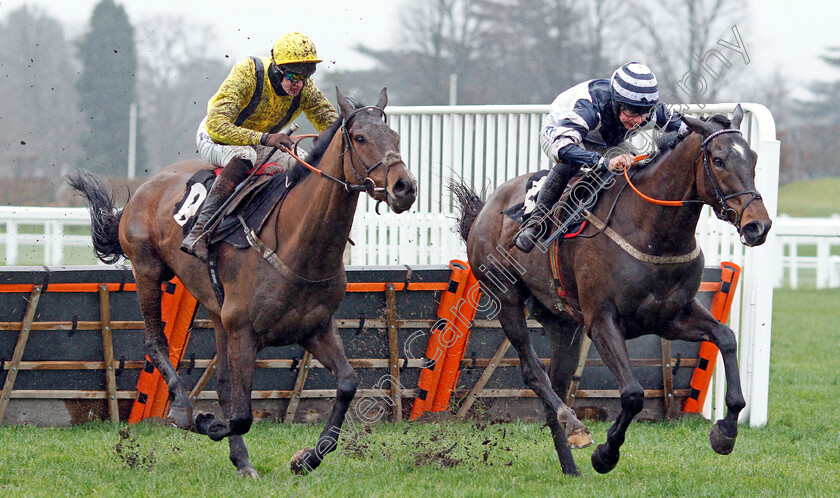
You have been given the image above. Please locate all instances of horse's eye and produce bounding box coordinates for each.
[713,157,725,169]
[354,135,366,143]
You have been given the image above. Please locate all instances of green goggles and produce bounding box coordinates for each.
[282,71,309,83]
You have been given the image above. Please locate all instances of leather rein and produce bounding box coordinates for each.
[624,128,762,234]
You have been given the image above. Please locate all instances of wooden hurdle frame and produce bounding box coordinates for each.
[0,264,736,425]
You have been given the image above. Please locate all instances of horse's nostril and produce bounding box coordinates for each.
[744,221,761,236]
[393,179,410,197]
[742,220,769,245]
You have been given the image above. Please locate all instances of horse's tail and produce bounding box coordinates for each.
[449,179,485,243]
[65,170,126,265]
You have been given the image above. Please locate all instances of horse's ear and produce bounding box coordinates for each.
[681,114,712,136]
[731,104,744,129]
[377,88,388,109]
[336,86,353,118]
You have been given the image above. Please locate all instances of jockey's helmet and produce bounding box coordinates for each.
[271,32,321,77]
[610,62,659,114]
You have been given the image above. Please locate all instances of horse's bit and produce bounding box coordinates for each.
[695,128,762,232]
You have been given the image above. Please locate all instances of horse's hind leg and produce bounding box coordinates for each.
[497,293,586,475]
[133,257,193,429]
[664,301,746,455]
[587,303,644,474]
[289,319,357,475]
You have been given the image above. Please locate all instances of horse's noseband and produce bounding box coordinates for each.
[696,128,762,232]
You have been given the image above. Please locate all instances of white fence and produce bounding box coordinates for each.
[4,208,837,288]
[0,103,793,427]
[774,215,840,289]
[0,206,97,266]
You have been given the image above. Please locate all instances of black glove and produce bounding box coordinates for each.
[262,132,293,151]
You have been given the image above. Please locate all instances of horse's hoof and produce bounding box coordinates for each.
[194,412,227,441]
[591,443,619,474]
[237,466,260,480]
[168,405,194,430]
[567,427,594,449]
[710,421,737,455]
[290,447,314,475]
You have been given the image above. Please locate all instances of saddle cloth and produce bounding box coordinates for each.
[502,168,608,239]
[172,166,296,249]
[502,170,599,321]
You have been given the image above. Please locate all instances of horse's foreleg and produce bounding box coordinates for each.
[498,300,586,475]
[134,265,193,429]
[665,301,746,455]
[289,319,357,475]
[206,313,258,479]
[195,319,257,444]
[588,304,644,474]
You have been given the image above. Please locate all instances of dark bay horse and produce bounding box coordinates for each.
[68,88,417,479]
[452,105,771,475]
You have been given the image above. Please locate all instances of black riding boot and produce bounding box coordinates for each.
[514,164,575,253]
[180,158,252,263]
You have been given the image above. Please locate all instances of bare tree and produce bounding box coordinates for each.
[628,0,748,105]
[343,0,620,105]
[581,0,628,77]
[798,46,840,126]
[0,6,81,179]
[471,0,589,103]
[347,0,488,105]
[135,16,230,173]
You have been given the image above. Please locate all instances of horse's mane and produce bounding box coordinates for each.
[649,112,732,162]
[706,114,732,128]
[287,97,368,184]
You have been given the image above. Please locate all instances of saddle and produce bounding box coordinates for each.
[503,166,612,239]
[172,165,297,250]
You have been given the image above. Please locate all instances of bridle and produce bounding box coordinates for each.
[624,127,762,234]
[693,128,763,232]
[340,106,394,198]
[286,105,395,200]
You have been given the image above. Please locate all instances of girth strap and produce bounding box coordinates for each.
[582,210,701,265]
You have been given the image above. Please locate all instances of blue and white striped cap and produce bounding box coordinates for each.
[610,62,659,110]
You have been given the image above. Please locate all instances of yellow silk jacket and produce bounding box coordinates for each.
[204,56,338,146]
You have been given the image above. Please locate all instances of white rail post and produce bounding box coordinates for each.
[740,104,780,427]
[5,221,18,265]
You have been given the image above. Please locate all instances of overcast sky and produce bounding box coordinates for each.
[0,0,837,99]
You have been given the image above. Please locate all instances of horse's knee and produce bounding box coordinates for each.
[337,372,358,403]
[229,415,253,436]
[620,389,644,416]
[715,328,738,356]
[518,362,542,387]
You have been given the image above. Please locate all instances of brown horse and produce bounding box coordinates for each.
[452,105,771,475]
[67,88,417,479]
